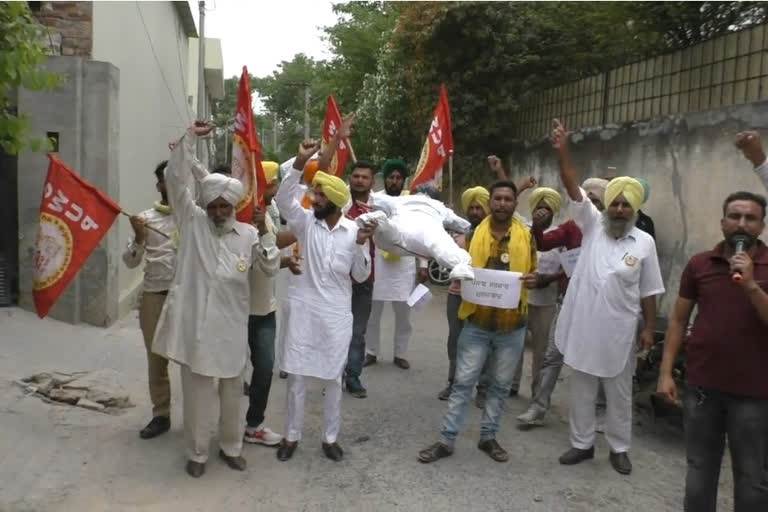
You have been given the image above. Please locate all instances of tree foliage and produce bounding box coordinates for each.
[222,1,767,176]
[0,1,62,154]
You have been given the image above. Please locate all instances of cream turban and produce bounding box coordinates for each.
[529,187,562,215]
[312,171,350,208]
[461,186,490,215]
[582,178,609,202]
[262,161,279,184]
[605,177,644,211]
[200,173,244,206]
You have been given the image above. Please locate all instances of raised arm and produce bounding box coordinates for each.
[165,123,214,225]
[550,119,581,201]
[318,113,355,172]
[275,140,321,235]
[122,214,147,268]
[735,130,768,191]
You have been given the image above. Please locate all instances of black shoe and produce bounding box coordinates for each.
[185,460,205,478]
[475,392,486,409]
[277,440,298,461]
[418,442,454,463]
[322,442,344,461]
[140,416,170,439]
[363,354,378,367]
[437,384,452,401]
[279,371,288,379]
[345,377,367,398]
[218,450,247,471]
[393,357,410,370]
[559,446,595,465]
[609,451,632,475]
[478,438,509,462]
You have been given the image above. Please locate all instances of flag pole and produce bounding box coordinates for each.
[346,138,357,164]
[448,151,454,208]
[250,151,259,208]
[120,211,170,239]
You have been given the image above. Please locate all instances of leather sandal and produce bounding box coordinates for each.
[417,442,453,463]
[478,439,509,462]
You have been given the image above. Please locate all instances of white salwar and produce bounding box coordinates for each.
[555,188,664,453]
[367,251,426,359]
[153,133,280,463]
[275,160,371,443]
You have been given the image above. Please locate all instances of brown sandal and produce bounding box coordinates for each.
[478,439,509,462]
[418,442,454,463]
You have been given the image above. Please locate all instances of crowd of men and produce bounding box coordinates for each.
[123,117,768,510]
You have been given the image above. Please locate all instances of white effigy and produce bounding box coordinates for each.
[355,191,474,280]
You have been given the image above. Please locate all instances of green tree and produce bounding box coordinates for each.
[0,1,61,154]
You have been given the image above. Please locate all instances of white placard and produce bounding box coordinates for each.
[461,268,522,309]
[559,248,581,277]
[407,283,433,311]
[536,252,562,275]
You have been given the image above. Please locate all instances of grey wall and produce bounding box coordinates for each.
[507,100,768,315]
[17,56,120,326]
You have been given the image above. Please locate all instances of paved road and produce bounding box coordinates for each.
[0,283,734,511]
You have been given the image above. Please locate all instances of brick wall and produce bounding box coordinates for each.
[31,1,93,58]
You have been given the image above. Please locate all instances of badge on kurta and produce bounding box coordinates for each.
[624,254,638,267]
[500,253,510,264]
[237,260,248,272]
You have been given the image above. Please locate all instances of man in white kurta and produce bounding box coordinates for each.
[274,140,374,462]
[549,120,664,476]
[152,124,280,478]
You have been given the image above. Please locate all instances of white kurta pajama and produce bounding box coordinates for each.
[555,188,664,454]
[275,161,371,443]
[367,252,426,359]
[152,133,280,463]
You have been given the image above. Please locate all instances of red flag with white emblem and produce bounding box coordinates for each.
[410,84,454,192]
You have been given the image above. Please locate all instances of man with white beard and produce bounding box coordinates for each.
[152,122,280,478]
[549,119,664,476]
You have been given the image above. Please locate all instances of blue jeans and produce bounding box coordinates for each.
[345,281,373,381]
[683,386,768,512]
[246,312,277,428]
[440,321,526,446]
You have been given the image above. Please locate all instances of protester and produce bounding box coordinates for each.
[438,185,489,400]
[122,160,177,440]
[344,159,377,398]
[418,180,539,464]
[152,122,280,478]
[365,158,428,371]
[243,161,299,447]
[550,119,664,475]
[274,139,376,463]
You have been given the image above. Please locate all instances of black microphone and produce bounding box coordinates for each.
[732,234,748,282]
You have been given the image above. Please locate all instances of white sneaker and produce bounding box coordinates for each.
[244,424,282,446]
[516,407,546,427]
[449,263,474,281]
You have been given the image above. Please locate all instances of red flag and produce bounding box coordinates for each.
[410,84,454,192]
[231,66,266,221]
[321,95,350,177]
[33,155,121,318]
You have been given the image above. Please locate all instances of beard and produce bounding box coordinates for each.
[209,215,236,236]
[313,202,338,220]
[385,183,403,196]
[602,211,637,238]
[726,231,757,250]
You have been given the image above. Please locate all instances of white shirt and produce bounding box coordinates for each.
[122,206,178,293]
[152,134,280,378]
[527,226,561,307]
[555,188,664,377]
[275,162,371,379]
[755,158,768,190]
[249,212,278,316]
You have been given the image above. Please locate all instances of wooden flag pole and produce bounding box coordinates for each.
[346,137,357,164]
[250,151,259,208]
[448,152,454,208]
[120,211,170,239]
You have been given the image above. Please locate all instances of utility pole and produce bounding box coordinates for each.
[273,111,278,152]
[303,84,311,139]
[196,0,206,162]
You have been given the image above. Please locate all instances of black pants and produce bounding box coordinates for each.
[446,293,463,383]
[684,386,768,512]
[245,312,276,428]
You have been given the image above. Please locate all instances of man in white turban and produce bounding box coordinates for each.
[152,122,280,478]
[549,120,664,476]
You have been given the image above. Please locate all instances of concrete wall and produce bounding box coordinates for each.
[507,100,768,315]
[92,1,194,315]
[17,57,120,326]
